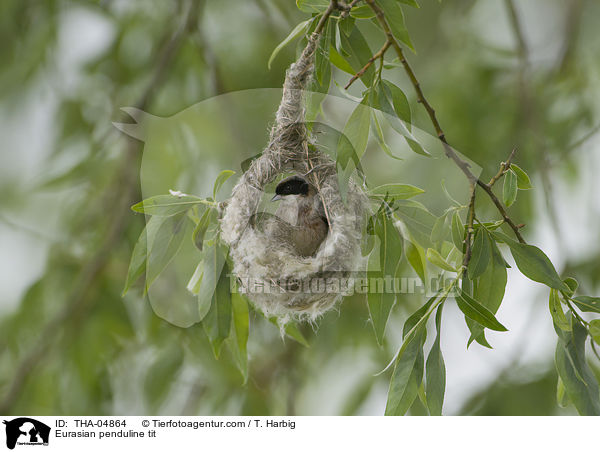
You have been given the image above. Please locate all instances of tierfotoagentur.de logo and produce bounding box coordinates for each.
[2,418,50,450]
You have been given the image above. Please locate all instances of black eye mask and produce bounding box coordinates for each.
[275,176,309,196]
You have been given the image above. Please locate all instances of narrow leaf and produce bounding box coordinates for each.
[268,20,311,69]
[405,240,426,283]
[381,80,411,127]
[405,136,431,157]
[192,207,217,251]
[555,320,600,415]
[131,194,205,216]
[203,262,233,358]
[197,242,227,321]
[502,169,518,207]
[370,183,424,200]
[426,248,456,272]
[402,291,440,338]
[511,164,533,190]
[549,289,571,332]
[146,213,191,289]
[213,170,236,199]
[495,232,570,292]
[296,0,329,13]
[229,292,249,382]
[571,296,600,313]
[385,324,426,415]
[375,0,414,50]
[368,211,404,344]
[456,290,508,332]
[426,304,445,416]
[451,212,464,250]
[467,228,491,279]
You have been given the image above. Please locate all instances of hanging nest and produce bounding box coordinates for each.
[220,33,368,322]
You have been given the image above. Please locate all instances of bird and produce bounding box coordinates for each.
[249,175,329,257]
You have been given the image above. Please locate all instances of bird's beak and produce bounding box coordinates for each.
[271,194,282,202]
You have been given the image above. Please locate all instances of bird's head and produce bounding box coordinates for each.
[271,175,313,202]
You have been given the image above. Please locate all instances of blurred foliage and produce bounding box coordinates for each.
[1,0,600,415]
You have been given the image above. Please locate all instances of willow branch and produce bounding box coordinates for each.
[345,40,391,89]
[365,0,525,243]
[488,148,517,188]
[340,0,364,19]
[314,0,340,36]
[462,183,477,269]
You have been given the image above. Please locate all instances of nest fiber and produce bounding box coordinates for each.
[220,34,368,322]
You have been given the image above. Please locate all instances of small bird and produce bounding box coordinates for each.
[250,175,329,257]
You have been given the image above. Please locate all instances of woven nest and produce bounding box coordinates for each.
[220,34,368,322]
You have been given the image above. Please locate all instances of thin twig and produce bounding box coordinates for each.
[340,0,364,19]
[488,148,517,187]
[462,183,477,268]
[344,40,391,89]
[314,0,339,35]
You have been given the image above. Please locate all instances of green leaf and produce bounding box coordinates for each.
[502,169,518,207]
[312,23,332,93]
[441,180,462,207]
[186,261,203,295]
[371,110,402,160]
[268,19,310,70]
[470,240,507,346]
[368,210,404,344]
[467,228,491,279]
[549,289,571,332]
[426,304,445,416]
[144,345,184,411]
[426,248,456,272]
[350,5,376,18]
[213,170,236,199]
[495,232,570,292]
[451,212,464,250]
[197,242,228,321]
[229,292,249,382]
[398,0,420,7]
[394,200,436,249]
[405,240,426,283]
[402,291,440,338]
[375,83,408,134]
[146,213,191,289]
[276,320,310,347]
[203,261,233,358]
[375,0,414,50]
[385,324,426,415]
[562,277,578,296]
[131,194,205,216]
[369,183,424,200]
[339,27,376,86]
[405,136,431,157]
[337,101,371,168]
[192,207,217,251]
[381,80,411,127]
[590,319,600,345]
[556,376,570,408]
[123,220,153,296]
[296,0,329,13]
[571,296,600,313]
[456,290,508,332]
[555,319,600,415]
[511,164,533,190]
[430,213,448,244]
[328,45,356,75]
